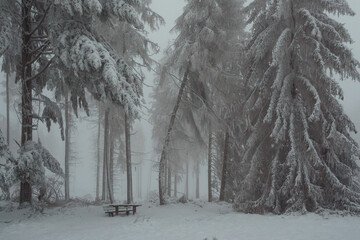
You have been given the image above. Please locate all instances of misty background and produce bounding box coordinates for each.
[1,0,360,200]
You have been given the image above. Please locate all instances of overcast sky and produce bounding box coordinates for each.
[1,0,360,199]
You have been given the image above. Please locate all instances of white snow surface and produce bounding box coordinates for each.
[1,200,360,240]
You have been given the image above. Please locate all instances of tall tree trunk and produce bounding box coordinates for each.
[125,112,133,203]
[164,158,168,195]
[159,65,190,205]
[138,165,142,199]
[96,107,101,201]
[104,107,113,203]
[101,109,108,201]
[19,0,33,205]
[186,161,189,197]
[6,73,10,145]
[174,173,177,197]
[208,131,213,202]
[64,91,70,201]
[196,161,200,199]
[110,131,114,196]
[167,166,171,197]
[219,130,229,201]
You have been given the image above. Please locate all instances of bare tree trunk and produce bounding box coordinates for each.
[101,109,108,201]
[164,159,168,195]
[196,161,200,199]
[96,107,101,201]
[125,112,133,203]
[20,0,33,205]
[219,130,229,201]
[104,107,113,203]
[6,73,10,145]
[186,161,189,197]
[208,131,212,202]
[174,173,177,197]
[159,65,190,205]
[64,91,70,201]
[110,131,114,196]
[167,166,171,197]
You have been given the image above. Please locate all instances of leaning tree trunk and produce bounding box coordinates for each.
[64,91,70,201]
[219,130,229,201]
[159,65,190,205]
[195,161,200,199]
[19,0,33,205]
[96,107,101,201]
[208,131,213,202]
[125,111,133,203]
[6,73,10,145]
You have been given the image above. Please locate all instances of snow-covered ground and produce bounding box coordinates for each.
[1,200,360,240]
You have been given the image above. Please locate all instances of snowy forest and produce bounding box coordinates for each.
[1,0,360,239]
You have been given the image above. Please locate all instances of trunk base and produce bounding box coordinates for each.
[20,182,32,205]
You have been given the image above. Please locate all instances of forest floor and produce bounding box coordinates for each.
[0,199,360,240]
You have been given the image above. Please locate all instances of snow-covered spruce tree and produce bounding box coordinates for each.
[97,1,163,204]
[16,140,64,203]
[0,0,144,204]
[235,0,360,213]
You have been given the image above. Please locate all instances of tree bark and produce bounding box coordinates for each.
[159,65,190,205]
[96,106,101,201]
[19,0,33,205]
[196,161,200,199]
[64,90,70,201]
[101,109,108,201]
[208,131,213,202]
[104,107,113,203]
[186,160,189,197]
[167,166,171,197]
[174,173,177,197]
[6,73,10,145]
[219,130,229,201]
[164,158,168,195]
[110,130,114,195]
[125,111,133,203]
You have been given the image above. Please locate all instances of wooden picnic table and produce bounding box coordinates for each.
[110,204,142,216]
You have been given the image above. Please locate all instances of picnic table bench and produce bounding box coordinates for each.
[103,204,142,217]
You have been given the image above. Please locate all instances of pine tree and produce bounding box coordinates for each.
[235,0,360,214]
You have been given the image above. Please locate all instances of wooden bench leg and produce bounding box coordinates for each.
[133,206,136,215]
[126,210,129,216]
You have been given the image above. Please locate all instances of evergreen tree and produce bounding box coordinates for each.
[0,0,144,204]
[154,0,246,205]
[235,0,360,213]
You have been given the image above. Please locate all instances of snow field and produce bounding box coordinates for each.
[1,201,360,240]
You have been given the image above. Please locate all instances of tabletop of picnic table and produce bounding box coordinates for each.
[110,204,142,207]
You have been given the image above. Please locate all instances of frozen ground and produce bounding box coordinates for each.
[1,200,360,240]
